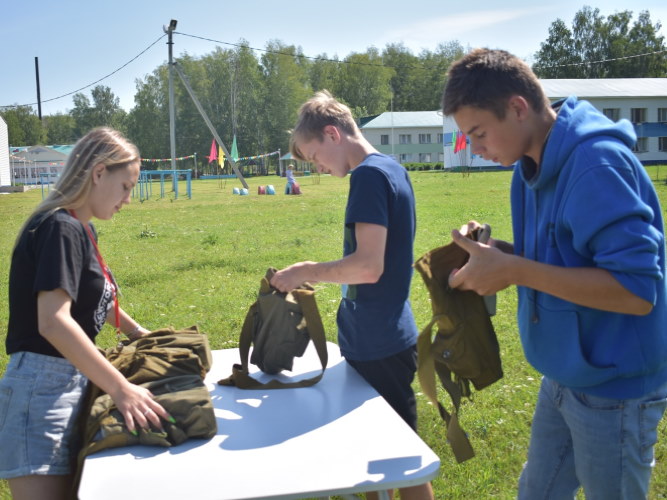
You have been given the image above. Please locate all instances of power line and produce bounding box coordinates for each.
[0,34,166,110]
[175,31,394,68]
[2,30,664,111]
[176,31,667,71]
[536,48,667,68]
[174,31,396,69]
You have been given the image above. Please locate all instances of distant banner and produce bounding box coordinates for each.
[236,150,280,162]
[141,154,196,163]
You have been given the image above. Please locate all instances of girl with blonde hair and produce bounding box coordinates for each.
[0,127,171,500]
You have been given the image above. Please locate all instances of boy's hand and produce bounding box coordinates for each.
[448,229,512,295]
[270,262,316,292]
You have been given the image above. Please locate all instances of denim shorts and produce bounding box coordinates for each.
[346,345,418,431]
[0,351,88,478]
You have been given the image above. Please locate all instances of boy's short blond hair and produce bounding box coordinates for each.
[442,48,551,119]
[290,90,358,161]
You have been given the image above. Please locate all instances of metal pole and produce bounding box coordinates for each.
[164,20,177,171]
[172,61,248,189]
[34,57,42,121]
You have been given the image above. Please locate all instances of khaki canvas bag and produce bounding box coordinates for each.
[72,327,216,497]
[218,268,328,389]
[414,226,503,463]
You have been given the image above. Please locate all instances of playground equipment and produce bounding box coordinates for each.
[39,172,60,199]
[257,185,276,195]
[135,170,192,201]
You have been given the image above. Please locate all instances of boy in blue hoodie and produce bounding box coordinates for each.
[441,48,667,499]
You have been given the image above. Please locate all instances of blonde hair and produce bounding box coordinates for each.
[15,127,139,246]
[289,90,358,161]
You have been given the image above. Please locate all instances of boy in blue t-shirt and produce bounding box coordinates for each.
[271,90,433,500]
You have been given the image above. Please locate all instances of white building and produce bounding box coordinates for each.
[360,78,667,168]
[0,116,9,186]
[10,145,67,185]
[541,78,667,165]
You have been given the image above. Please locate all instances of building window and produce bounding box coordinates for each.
[419,153,432,163]
[399,153,411,163]
[631,137,648,153]
[380,134,389,145]
[399,134,412,145]
[631,108,646,124]
[659,137,667,152]
[437,133,444,144]
[603,108,620,121]
[658,108,667,122]
[419,133,432,144]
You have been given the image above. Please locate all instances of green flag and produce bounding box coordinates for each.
[231,135,239,161]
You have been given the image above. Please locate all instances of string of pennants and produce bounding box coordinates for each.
[141,155,196,163]
[236,150,280,161]
[207,137,279,163]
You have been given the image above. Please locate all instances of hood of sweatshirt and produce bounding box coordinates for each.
[521,96,637,190]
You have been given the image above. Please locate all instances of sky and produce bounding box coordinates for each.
[2,0,666,116]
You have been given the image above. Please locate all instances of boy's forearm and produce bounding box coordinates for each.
[510,257,652,315]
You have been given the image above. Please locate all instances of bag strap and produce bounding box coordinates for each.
[417,317,475,463]
[218,284,328,390]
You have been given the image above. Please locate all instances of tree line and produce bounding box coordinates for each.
[2,7,665,165]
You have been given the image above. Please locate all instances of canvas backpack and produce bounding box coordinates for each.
[72,327,216,496]
[218,267,328,389]
[414,225,503,463]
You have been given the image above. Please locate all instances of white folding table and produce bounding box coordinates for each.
[78,341,440,499]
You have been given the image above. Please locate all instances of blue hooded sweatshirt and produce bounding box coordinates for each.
[511,96,667,399]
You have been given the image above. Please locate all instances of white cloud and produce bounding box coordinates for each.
[374,6,557,53]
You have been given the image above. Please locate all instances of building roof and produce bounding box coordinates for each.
[361,111,443,129]
[360,78,667,129]
[540,78,667,98]
[13,145,68,162]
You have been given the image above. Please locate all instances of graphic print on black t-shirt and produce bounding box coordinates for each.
[94,279,114,332]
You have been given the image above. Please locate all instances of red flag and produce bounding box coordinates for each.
[454,131,467,153]
[208,139,217,164]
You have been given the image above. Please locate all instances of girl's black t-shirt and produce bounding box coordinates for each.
[6,209,113,357]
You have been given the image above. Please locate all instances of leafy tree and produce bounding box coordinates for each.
[126,68,170,159]
[412,42,465,111]
[382,43,419,111]
[625,11,667,77]
[230,43,265,159]
[44,113,76,144]
[307,54,341,95]
[260,41,311,156]
[0,106,46,146]
[71,85,126,137]
[533,7,667,78]
[336,48,393,115]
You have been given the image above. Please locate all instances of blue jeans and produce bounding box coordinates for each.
[518,377,667,500]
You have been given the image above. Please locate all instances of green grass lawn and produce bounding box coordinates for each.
[1,168,666,499]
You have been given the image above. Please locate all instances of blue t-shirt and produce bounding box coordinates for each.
[337,153,417,361]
